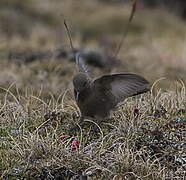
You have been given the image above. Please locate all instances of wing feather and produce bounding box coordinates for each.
[93,73,150,105]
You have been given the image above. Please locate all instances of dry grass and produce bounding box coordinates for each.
[0,81,185,179]
[0,0,186,179]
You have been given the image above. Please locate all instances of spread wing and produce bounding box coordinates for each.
[93,73,150,105]
[75,52,89,73]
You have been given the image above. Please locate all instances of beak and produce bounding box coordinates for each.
[76,91,80,101]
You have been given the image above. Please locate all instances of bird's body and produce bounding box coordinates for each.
[64,20,150,123]
[73,72,150,120]
[74,83,115,118]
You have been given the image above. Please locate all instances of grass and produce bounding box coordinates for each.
[0,74,185,179]
[0,0,186,179]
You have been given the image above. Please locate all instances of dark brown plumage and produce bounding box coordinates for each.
[73,54,150,120]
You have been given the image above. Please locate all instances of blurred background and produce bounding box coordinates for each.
[0,0,186,97]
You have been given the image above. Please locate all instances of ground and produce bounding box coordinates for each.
[0,0,186,179]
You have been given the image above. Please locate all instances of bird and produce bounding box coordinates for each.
[73,53,150,121]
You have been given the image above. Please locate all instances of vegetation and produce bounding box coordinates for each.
[0,0,185,179]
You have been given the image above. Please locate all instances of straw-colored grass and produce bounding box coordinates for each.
[0,0,186,179]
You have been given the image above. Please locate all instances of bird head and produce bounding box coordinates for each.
[73,73,91,92]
